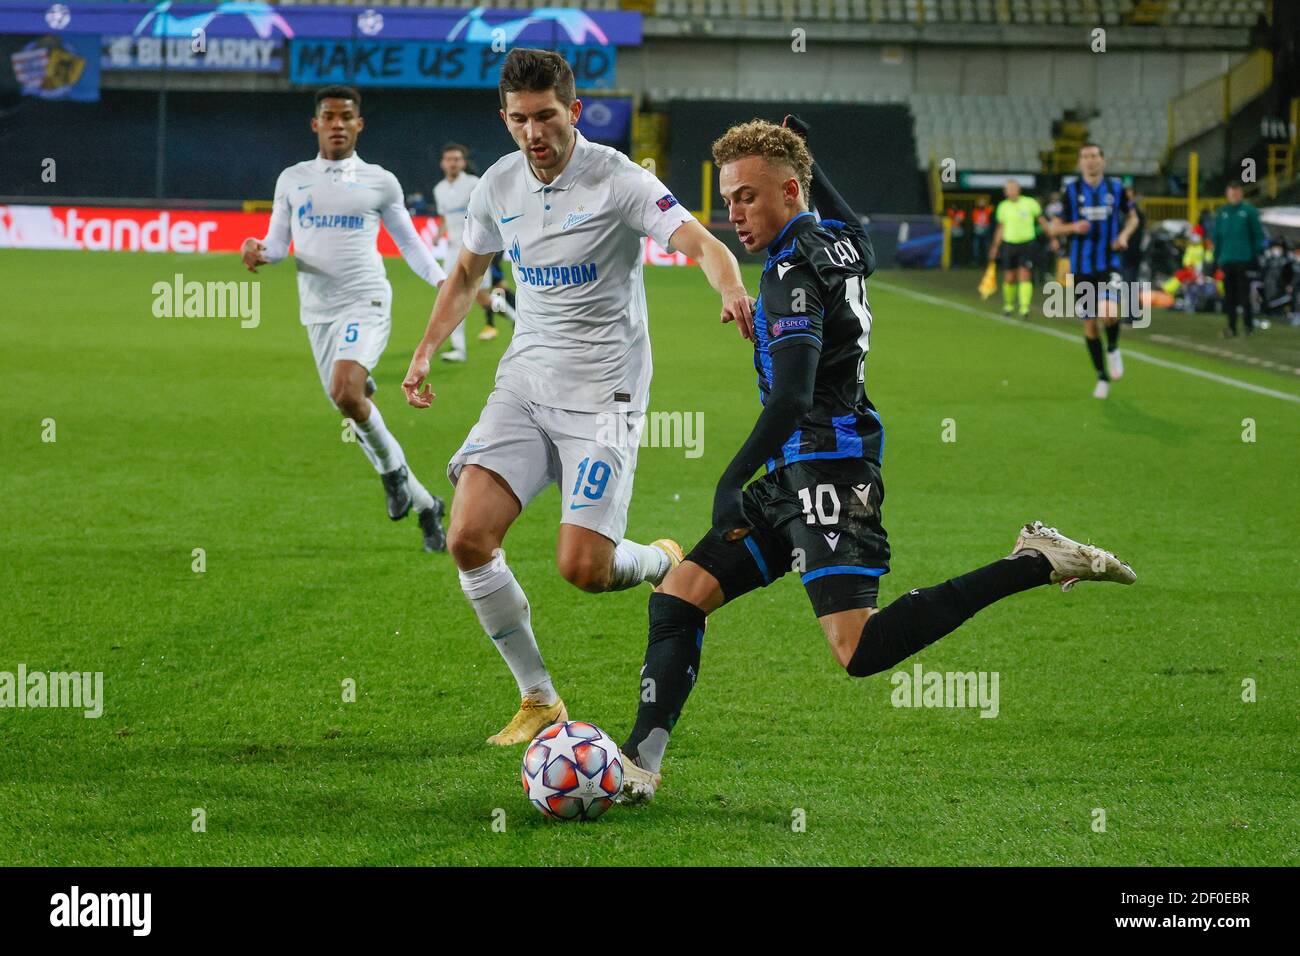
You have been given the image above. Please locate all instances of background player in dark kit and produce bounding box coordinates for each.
[1049,143,1140,399]
[615,116,1137,802]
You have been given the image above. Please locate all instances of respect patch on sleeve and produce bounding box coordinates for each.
[771,316,814,337]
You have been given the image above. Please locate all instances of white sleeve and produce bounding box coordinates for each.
[380,174,446,288]
[613,162,695,252]
[461,175,503,255]
[259,171,293,264]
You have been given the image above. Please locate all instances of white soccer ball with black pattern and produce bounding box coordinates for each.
[521,720,624,821]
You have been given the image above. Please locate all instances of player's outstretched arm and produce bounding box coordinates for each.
[402,246,493,409]
[381,198,447,288]
[782,115,876,275]
[667,218,754,340]
[241,175,291,273]
[712,342,819,539]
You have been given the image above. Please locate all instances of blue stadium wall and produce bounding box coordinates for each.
[1,90,928,217]
[666,100,928,218]
[0,87,519,202]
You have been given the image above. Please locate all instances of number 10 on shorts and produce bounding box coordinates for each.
[571,456,611,505]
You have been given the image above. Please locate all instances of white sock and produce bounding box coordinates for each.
[353,401,405,474]
[634,728,671,774]
[608,539,670,591]
[460,550,556,704]
[352,421,384,471]
[406,469,436,513]
[450,320,466,353]
[496,297,517,321]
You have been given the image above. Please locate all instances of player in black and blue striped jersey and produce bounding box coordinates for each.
[614,117,1137,803]
[1050,143,1140,399]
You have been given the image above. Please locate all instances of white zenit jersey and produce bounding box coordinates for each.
[434,172,479,256]
[260,153,444,324]
[463,130,694,413]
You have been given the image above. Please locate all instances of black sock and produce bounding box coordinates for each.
[623,592,705,772]
[1105,321,1120,351]
[505,288,516,309]
[482,304,494,325]
[847,552,1052,677]
[1086,337,1108,380]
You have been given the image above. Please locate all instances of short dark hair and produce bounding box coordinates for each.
[498,48,575,109]
[1080,142,1104,157]
[442,142,469,159]
[1226,181,1245,191]
[315,85,361,111]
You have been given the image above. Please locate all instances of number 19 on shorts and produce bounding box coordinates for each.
[570,456,611,509]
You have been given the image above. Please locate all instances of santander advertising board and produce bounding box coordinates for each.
[0,204,692,264]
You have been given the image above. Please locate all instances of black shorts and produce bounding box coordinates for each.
[685,458,891,617]
[490,250,506,285]
[998,241,1036,271]
[1072,271,1121,317]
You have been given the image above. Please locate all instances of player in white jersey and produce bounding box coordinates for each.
[240,86,449,551]
[433,142,517,362]
[402,49,754,745]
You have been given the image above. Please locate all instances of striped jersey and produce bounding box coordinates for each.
[1063,175,1130,274]
[754,211,884,472]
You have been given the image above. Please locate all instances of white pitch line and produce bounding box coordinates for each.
[871,279,1300,406]
[1148,334,1300,376]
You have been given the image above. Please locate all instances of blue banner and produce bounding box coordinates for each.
[289,38,616,89]
[0,4,642,46]
[577,96,631,144]
[102,34,283,71]
[7,32,99,101]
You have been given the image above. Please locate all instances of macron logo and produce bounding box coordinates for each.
[50,886,151,937]
[776,261,794,280]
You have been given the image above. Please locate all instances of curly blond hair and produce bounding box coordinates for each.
[711,119,812,202]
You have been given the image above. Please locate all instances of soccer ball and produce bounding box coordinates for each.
[521,721,624,821]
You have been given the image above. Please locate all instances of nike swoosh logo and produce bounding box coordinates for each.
[776,262,794,279]
[490,627,519,641]
[569,502,596,510]
[500,214,524,223]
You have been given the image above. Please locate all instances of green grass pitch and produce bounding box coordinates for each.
[2,248,1297,866]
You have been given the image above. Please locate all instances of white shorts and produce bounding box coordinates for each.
[305,309,391,400]
[448,387,643,543]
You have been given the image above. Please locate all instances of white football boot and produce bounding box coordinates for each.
[1013,521,1136,592]
[616,751,661,805]
[1092,379,1110,399]
[1108,349,1125,380]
